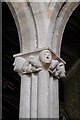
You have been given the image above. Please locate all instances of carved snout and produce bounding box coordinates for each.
[56,62,66,78]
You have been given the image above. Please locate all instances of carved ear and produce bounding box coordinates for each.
[49,60,59,69]
[58,62,64,67]
[29,55,34,62]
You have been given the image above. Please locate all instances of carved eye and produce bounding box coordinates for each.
[44,54,49,59]
[59,63,64,67]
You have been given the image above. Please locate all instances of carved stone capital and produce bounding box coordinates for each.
[13,47,66,78]
[49,61,66,79]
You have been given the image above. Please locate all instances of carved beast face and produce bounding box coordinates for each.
[13,57,26,73]
[39,50,52,64]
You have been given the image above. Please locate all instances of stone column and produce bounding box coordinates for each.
[13,47,66,118]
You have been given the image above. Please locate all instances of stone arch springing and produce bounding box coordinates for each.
[59,4,80,119]
[5,1,39,52]
[49,2,79,55]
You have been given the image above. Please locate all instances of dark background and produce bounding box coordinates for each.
[2,2,20,118]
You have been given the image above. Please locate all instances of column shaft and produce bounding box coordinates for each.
[50,76,59,118]
[31,73,38,118]
[19,75,31,118]
[38,70,50,118]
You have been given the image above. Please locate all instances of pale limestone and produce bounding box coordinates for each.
[13,47,65,118]
[7,1,80,118]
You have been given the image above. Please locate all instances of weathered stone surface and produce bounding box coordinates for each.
[13,47,65,118]
[13,47,65,78]
[7,1,80,118]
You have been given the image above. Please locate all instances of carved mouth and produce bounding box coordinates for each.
[46,56,49,59]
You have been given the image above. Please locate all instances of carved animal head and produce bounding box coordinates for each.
[39,50,52,65]
[13,57,26,73]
